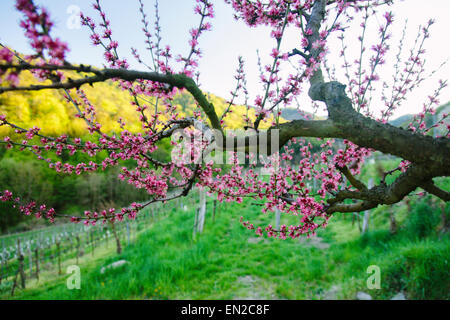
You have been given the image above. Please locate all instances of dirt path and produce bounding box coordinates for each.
[233,275,279,300]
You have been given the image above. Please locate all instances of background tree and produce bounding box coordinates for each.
[0,0,448,239]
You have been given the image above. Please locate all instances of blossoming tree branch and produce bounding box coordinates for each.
[0,0,449,239]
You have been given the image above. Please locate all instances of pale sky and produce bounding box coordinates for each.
[0,0,449,118]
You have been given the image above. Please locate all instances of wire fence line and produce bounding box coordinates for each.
[0,196,198,297]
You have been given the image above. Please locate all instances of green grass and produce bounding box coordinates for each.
[0,237,117,298]
[4,196,448,300]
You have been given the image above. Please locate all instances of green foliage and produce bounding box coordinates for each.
[5,194,449,300]
[0,70,279,141]
[0,71,448,299]
[0,68,289,231]
[406,202,441,239]
[0,148,151,232]
[380,240,449,299]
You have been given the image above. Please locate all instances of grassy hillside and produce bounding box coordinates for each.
[6,191,448,300]
[388,101,450,135]
[0,69,281,139]
[0,68,286,232]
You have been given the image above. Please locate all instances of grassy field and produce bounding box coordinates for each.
[4,193,448,300]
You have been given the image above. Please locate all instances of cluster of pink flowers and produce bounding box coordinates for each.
[0,0,445,237]
[0,1,69,85]
[0,189,56,222]
[15,0,69,62]
[80,1,127,69]
[191,135,371,238]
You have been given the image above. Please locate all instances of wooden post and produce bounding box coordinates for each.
[4,251,8,283]
[0,251,4,285]
[193,208,199,239]
[126,222,130,245]
[10,268,19,296]
[342,177,347,221]
[110,222,122,254]
[56,238,62,275]
[405,198,411,212]
[76,234,80,265]
[28,242,32,278]
[86,229,90,253]
[438,202,447,233]
[275,208,281,231]
[17,239,26,289]
[0,241,6,285]
[212,200,217,222]
[357,212,361,232]
[69,234,74,252]
[91,230,95,257]
[196,188,206,234]
[362,179,374,234]
[389,210,397,235]
[34,246,40,280]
